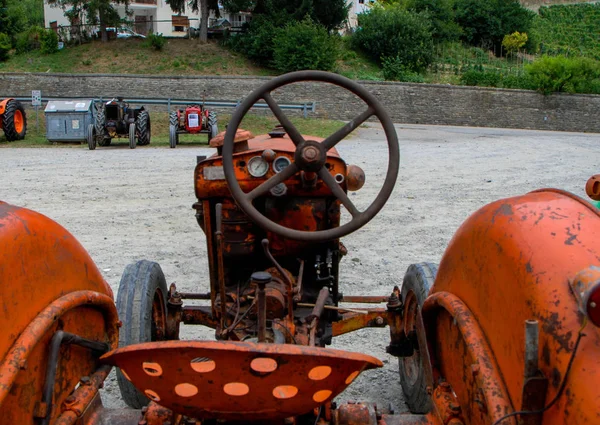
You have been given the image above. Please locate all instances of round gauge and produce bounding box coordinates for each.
[247,156,269,177]
[273,156,291,173]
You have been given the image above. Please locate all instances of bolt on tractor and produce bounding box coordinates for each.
[1,71,600,425]
[88,97,151,150]
[0,98,27,141]
[169,105,218,148]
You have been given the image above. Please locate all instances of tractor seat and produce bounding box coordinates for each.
[101,340,382,421]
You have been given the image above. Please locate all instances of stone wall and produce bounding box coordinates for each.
[2,72,599,133]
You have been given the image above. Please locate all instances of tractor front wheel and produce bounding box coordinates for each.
[2,99,27,141]
[136,111,151,146]
[208,111,218,142]
[116,260,168,408]
[398,262,437,414]
[169,125,178,148]
[129,123,137,149]
[87,124,96,150]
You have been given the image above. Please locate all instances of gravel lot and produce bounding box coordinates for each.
[1,123,598,413]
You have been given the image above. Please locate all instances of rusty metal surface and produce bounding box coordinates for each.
[332,310,387,337]
[100,340,382,421]
[586,174,600,201]
[334,402,378,425]
[430,189,600,425]
[0,202,118,424]
[424,292,516,425]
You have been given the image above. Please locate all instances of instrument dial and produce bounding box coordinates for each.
[273,156,291,173]
[247,156,269,178]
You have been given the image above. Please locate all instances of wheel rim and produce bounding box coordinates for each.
[151,288,167,341]
[14,110,24,133]
[402,290,421,386]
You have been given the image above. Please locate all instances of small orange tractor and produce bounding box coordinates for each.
[0,98,27,141]
[1,72,599,425]
[169,105,218,148]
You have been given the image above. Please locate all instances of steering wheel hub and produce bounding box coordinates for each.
[295,140,326,172]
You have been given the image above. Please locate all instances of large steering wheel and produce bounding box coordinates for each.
[222,71,399,242]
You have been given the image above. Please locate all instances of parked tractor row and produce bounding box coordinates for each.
[87,98,219,150]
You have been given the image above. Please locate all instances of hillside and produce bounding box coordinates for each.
[0,38,272,76]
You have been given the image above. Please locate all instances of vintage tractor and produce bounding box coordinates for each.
[1,72,599,425]
[88,97,151,150]
[0,98,27,141]
[169,105,218,148]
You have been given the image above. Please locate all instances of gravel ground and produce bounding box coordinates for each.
[1,123,598,414]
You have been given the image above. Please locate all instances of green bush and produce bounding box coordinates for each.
[0,33,11,62]
[40,29,59,54]
[244,16,280,65]
[146,31,166,51]
[382,56,424,82]
[272,20,338,72]
[525,55,600,94]
[459,70,501,87]
[353,6,434,72]
[454,0,535,54]
[16,26,44,54]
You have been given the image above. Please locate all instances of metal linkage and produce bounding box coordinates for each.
[41,331,109,425]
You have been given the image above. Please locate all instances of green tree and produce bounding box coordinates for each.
[402,0,461,43]
[47,0,130,42]
[454,0,534,54]
[224,0,350,31]
[502,31,527,57]
[165,0,220,43]
[0,0,27,43]
[272,19,338,72]
[353,5,434,72]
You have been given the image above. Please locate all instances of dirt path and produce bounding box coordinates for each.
[1,123,598,412]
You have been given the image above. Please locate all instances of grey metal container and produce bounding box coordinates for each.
[45,100,95,143]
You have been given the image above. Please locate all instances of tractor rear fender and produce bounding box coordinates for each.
[424,190,600,425]
[0,98,14,115]
[0,201,118,424]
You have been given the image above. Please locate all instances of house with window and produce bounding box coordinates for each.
[43,1,251,39]
[346,0,375,29]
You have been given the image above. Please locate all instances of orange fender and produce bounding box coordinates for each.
[0,201,118,424]
[427,190,600,425]
[0,98,13,115]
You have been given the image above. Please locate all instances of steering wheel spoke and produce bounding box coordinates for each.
[322,106,375,151]
[263,93,305,147]
[318,169,360,218]
[247,163,299,200]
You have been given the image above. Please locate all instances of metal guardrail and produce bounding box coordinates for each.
[8,96,317,119]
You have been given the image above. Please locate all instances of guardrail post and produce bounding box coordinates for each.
[303,103,308,119]
[167,98,171,114]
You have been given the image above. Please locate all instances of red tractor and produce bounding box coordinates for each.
[169,105,218,148]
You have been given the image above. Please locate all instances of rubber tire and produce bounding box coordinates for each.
[129,123,137,149]
[169,111,178,127]
[398,262,438,414]
[116,260,168,409]
[208,111,218,142]
[2,99,27,141]
[94,105,106,138]
[169,125,178,148]
[87,124,96,150]
[136,111,151,146]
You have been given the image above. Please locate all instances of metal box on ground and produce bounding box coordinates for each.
[44,100,94,143]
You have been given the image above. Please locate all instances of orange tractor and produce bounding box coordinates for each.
[1,72,599,425]
[0,98,27,141]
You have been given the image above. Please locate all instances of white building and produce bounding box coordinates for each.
[44,1,251,38]
[347,0,375,29]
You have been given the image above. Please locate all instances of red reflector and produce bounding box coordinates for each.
[586,284,600,327]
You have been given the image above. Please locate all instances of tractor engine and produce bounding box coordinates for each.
[183,106,205,134]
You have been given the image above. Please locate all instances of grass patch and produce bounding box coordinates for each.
[0,111,346,148]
